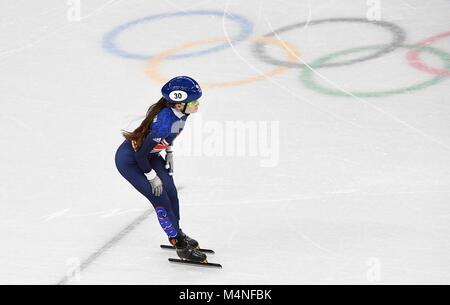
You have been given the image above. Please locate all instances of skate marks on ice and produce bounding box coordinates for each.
[56,209,154,285]
[56,185,187,284]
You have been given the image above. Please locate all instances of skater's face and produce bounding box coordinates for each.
[185,100,200,113]
[175,100,200,114]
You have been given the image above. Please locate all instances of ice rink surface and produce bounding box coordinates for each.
[0,0,449,284]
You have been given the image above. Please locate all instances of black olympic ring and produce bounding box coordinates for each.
[252,17,406,68]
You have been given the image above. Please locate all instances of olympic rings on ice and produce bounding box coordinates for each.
[253,18,406,68]
[146,37,301,89]
[300,44,450,97]
[103,12,450,96]
[407,31,450,77]
[103,10,253,60]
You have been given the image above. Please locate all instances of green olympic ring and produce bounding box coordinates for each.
[300,44,450,98]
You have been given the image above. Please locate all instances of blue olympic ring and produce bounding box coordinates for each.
[102,10,253,60]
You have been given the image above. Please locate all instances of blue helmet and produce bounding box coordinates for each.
[161,76,202,104]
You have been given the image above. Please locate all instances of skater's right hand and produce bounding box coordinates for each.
[145,170,163,196]
[149,175,163,197]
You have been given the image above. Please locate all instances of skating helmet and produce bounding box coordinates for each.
[161,76,202,104]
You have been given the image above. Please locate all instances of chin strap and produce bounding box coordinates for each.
[181,103,188,114]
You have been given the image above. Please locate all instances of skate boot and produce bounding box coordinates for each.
[169,237,207,263]
[179,229,199,249]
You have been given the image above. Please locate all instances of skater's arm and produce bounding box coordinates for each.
[134,130,169,174]
[133,109,172,174]
[165,135,177,147]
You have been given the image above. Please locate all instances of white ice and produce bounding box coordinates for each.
[0,0,449,284]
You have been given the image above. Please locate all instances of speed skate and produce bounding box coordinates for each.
[161,245,222,268]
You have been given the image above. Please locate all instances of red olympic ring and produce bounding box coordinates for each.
[407,31,450,77]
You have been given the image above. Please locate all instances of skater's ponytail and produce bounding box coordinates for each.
[122,97,167,151]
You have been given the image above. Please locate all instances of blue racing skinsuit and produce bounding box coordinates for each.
[115,106,189,239]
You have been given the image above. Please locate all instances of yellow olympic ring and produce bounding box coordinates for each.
[145,36,301,89]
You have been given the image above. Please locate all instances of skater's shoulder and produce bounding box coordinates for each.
[150,107,177,136]
[155,106,181,122]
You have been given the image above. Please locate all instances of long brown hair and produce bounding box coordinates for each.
[122,97,167,151]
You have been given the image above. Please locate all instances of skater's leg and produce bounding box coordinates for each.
[115,145,180,238]
[150,154,202,248]
[116,143,206,262]
[150,154,180,227]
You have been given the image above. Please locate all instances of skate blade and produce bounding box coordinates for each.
[168,258,222,268]
[160,244,215,254]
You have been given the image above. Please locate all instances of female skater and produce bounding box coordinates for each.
[115,76,206,263]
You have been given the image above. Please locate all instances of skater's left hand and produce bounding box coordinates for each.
[165,149,174,175]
